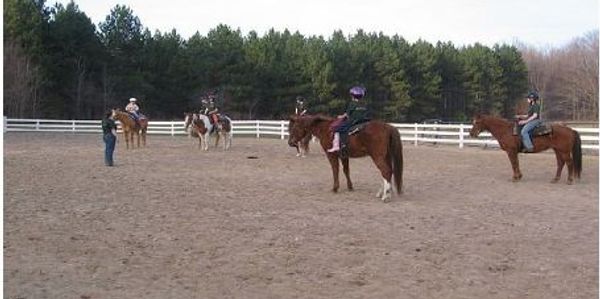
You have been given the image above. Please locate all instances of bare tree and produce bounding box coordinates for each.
[4,39,42,118]
[518,30,599,121]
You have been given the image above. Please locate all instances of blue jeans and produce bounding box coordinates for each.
[521,119,541,150]
[103,133,116,166]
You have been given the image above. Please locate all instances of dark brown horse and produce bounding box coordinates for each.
[469,114,582,184]
[112,109,148,149]
[288,115,403,202]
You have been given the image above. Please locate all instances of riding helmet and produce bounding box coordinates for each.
[349,86,366,99]
[129,97,137,102]
[526,91,539,101]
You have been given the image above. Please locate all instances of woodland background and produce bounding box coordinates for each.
[4,1,599,121]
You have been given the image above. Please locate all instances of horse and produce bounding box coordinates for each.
[288,117,312,157]
[214,114,233,151]
[184,113,232,151]
[288,114,403,202]
[469,114,582,184]
[111,109,148,149]
[184,112,200,140]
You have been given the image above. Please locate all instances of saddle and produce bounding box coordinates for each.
[513,122,553,137]
[348,121,369,136]
[339,120,370,159]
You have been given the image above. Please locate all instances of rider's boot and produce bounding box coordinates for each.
[327,132,341,153]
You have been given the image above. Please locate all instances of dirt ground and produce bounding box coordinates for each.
[4,133,599,299]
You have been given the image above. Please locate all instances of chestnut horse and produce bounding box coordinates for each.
[184,113,232,151]
[469,114,582,184]
[288,118,312,157]
[111,109,148,149]
[288,115,403,202]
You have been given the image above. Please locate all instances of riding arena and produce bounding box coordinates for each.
[4,118,599,299]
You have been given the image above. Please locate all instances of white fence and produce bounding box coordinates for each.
[4,117,599,151]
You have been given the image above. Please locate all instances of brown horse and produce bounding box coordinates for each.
[469,114,582,184]
[288,115,403,202]
[112,109,148,149]
[288,117,312,157]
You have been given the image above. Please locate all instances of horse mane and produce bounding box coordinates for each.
[479,114,512,127]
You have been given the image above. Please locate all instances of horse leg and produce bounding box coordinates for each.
[371,156,393,201]
[506,151,522,181]
[203,133,209,151]
[341,157,353,191]
[551,149,565,183]
[561,151,574,185]
[327,154,340,192]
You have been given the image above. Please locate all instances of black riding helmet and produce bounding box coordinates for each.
[527,91,539,101]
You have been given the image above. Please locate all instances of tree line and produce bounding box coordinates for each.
[4,0,597,121]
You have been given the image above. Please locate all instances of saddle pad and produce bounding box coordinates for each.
[532,123,552,136]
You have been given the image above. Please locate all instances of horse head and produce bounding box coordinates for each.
[469,113,486,138]
[183,112,193,131]
[288,114,329,147]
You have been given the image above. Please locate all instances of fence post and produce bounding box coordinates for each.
[171,122,175,136]
[256,121,260,138]
[3,116,7,133]
[280,121,285,140]
[459,124,464,149]
[36,120,40,131]
[72,120,76,133]
[413,123,418,146]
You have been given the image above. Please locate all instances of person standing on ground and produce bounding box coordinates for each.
[102,110,117,166]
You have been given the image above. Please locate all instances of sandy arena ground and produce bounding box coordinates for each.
[4,133,599,299]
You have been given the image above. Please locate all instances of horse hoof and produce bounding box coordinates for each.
[567,180,573,185]
[550,178,559,184]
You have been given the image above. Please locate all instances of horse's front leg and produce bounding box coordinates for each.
[341,157,353,191]
[506,150,522,181]
[327,154,340,192]
[213,132,220,148]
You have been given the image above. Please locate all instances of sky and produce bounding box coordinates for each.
[53,0,598,48]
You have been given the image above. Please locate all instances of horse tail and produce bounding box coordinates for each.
[389,125,403,194]
[572,129,582,179]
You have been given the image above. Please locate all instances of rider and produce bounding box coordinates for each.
[295,96,308,116]
[125,97,141,126]
[516,91,541,153]
[204,94,220,131]
[327,86,369,153]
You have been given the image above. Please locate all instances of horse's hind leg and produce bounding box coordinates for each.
[560,151,574,185]
[341,158,353,191]
[371,157,393,201]
[551,149,565,183]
